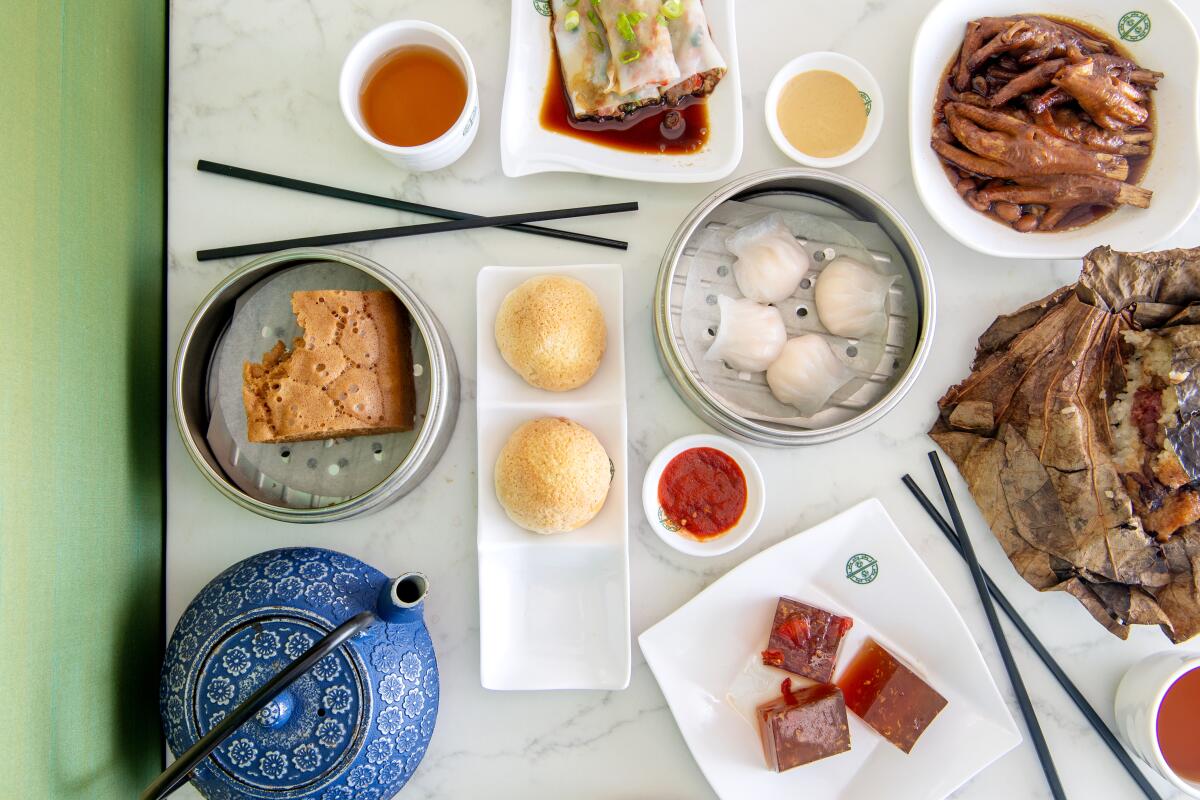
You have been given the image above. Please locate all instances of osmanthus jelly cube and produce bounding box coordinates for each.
[837,638,948,753]
[761,597,854,683]
[756,680,852,771]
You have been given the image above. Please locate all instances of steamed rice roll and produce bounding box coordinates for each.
[595,0,680,95]
[661,0,726,103]
[550,0,660,119]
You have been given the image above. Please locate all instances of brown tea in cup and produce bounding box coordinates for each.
[360,45,466,147]
[1157,666,1200,782]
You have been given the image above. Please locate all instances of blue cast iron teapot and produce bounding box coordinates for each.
[144,548,439,800]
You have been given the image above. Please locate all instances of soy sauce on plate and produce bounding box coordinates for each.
[539,54,710,155]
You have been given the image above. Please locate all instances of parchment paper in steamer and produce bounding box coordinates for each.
[680,203,913,427]
[206,262,430,507]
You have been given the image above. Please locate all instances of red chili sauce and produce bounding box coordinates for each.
[657,447,747,540]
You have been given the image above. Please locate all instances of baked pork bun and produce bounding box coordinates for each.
[494,417,612,534]
[495,275,606,391]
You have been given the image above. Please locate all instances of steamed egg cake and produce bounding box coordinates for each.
[242,290,415,443]
[495,275,606,391]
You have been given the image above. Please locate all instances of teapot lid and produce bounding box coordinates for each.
[159,547,439,799]
[195,615,366,791]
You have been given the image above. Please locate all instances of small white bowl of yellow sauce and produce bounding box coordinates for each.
[765,52,883,169]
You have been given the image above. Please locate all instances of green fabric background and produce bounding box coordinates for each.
[0,1,165,797]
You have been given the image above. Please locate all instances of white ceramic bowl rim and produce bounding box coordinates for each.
[907,0,1200,259]
[641,434,765,557]
[764,51,885,169]
[1144,655,1200,795]
[339,20,478,155]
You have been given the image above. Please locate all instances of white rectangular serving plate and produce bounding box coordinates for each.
[476,264,630,690]
[639,499,1020,800]
[501,0,743,182]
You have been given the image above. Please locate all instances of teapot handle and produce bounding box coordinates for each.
[140,610,377,800]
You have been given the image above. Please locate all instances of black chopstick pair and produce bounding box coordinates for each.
[194,160,636,261]
[904,452,1163,800]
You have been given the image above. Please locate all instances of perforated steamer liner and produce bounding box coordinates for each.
[174,248,460,523]
[654,169,935,447]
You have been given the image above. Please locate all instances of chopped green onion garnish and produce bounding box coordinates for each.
[588,30,605,52]
[662,0,683,19]
[619,49,640,64]
[587,8,605,31]
[564,9,580,30]
[657,13,667,24]
[617,13,635,41]
[617,10,647,41]
[590,0,599,6]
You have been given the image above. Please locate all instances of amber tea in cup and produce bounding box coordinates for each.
[360,45,467,147]
[1158,666,1200,783]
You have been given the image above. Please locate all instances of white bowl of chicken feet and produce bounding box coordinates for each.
[910,0,1200,259]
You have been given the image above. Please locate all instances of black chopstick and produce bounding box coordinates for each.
[922,451,1069,800]
[196,201,639,261]
[197,160,629,251]
[902,475,1164,800]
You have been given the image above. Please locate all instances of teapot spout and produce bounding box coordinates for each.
[377,573,428,625]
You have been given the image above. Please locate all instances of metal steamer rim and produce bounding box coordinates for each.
[654,168,936,446]
[174,247,459,523]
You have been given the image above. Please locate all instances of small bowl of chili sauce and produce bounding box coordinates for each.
[642,434,765,557]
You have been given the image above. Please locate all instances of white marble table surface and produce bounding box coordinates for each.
[166,1,1200,797]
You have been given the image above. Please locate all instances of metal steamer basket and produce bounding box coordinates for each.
[175,248,459,522]
[654,169,935,446]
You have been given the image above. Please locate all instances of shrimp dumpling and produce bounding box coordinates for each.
[726,214,811,304]
[766,335,855,416]
[705,295,787,373]
[814,257,897,340]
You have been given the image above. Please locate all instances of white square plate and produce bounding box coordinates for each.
[476,265,630,690]
[909,0,1200,259]
[500,0,743,182]
[639,499,1020,800]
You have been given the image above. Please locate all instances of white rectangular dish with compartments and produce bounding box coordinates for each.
[476,264,630,690]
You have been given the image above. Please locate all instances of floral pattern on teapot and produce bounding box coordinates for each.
[159,548,438,800]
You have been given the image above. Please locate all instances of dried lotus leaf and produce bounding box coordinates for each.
[932,244,1200,642]
[1157,526,1200,643]
[948,400,994,432]
[1056,577,1131,639]
[1079,246,1200,314]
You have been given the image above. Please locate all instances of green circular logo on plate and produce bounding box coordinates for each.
[534,0,551,16]
[845,553,879,585]
[859,91,872,117]
[657,506,682,533]
[1118,11,1151,42]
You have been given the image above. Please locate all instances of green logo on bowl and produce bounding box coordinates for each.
[534,0,551,16]
[1118,11,1151,41]
[859,91,872,117]
[657,507,682,533]
[845,553,879,585]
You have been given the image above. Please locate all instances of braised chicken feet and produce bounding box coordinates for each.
[936,14,1157,232]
